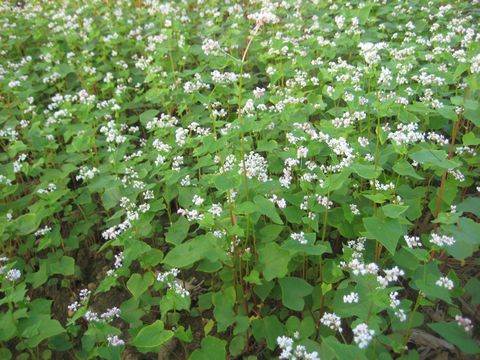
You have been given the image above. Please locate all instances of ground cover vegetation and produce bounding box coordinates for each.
[0,0,479,359]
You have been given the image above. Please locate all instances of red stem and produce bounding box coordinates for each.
[433,113,462,235]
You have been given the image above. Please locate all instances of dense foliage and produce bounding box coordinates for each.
[0,0,479,359]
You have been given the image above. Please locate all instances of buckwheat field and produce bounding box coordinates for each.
[0,0,479,359]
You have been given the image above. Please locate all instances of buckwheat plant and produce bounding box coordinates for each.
[0,0,479,359]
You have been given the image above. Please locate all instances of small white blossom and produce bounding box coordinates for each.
[343,292,359,304]
[107,335,125,347]
[320,312,343,333]
[404,235,422,248]
[436,276,454,290]
[5,269,21,281]
[253,87,266,98]
[430,233,455,247]
[208,203,222,217]
[192,195,205,206]
[455,315,473,332]
[352,323,375,349]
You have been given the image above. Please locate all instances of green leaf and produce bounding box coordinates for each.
[123,239,152,267]
[428,322,480,354]
[244,269,262,285]
[0,312,17,342]
[282,238,331,256]
[163,234,225,268]
[351,164,382,179]
[213,174,241,192]
[229,335,245,356]
[16,213,40,235]
[55,63,72,77]
[444,217,480,260]
[251,315,284,350]
[127,273,154,298]
[257,224,284,242]
[363,193,390,204]
[382,204,409,218]
[175,326,193,343]
[189,336,227,360]
[22,318,65,347]
[165,216,190,245]
[363,216,404,254]
[463,102,480,126]
[321,336,366,360]
[139,109,160,124]
[258,243,291,281]
[102,187,121,210]
[462,132,480,146]
[254,195,283,224]
[130,320,173,350]
[212,287,236,332]
[236,201,258,214]
[465,278,480,305]
[437,106,457,121]
[71,134,91,152]
[282,206,304,224]
[411,262,452,303]
[409,149,459,169]
[392,159,424,180]
[278,277,313,311]
[50,256,75,276]
[160,289,191,317]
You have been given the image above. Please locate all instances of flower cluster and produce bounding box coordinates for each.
[157,268,190,298]
[277,335,320,360]
[352,323,375,349]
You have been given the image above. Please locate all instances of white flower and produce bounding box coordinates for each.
[320,312,343,333]
[291,232,307,245]
[471,53,480,74]
[208,203,222,217]
[247,11,279,26]
[343,292,359,304]
[352,323,375,349]
[76,166,99,181]
[389,291,400,308]
[192,195,205,206]
[430,233,455,247]
[358,137,369,147]
[157,269,190,298]
[455,315,473,332]
[276,198,286,209]
[239,152,269,182]
[384,266,404,282]
[277,336,294,359]
[404,235,422,248]
[253,87,266,98]
[335,15,345,29]
[5,269,21,281]
[297,146,308,159]
[100,307,121,322]
[85,311,99,322]
[79,288,91,302]
[178,208,205,222]
[107,335,125,346]
[68,301,80,314]
[395,309,407,322]
[350,204,360,215]
[202,39,221,56]
[34,226,52,237]
[316,195,333,209]
[436,276,454,290]
[114,252,124,269]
